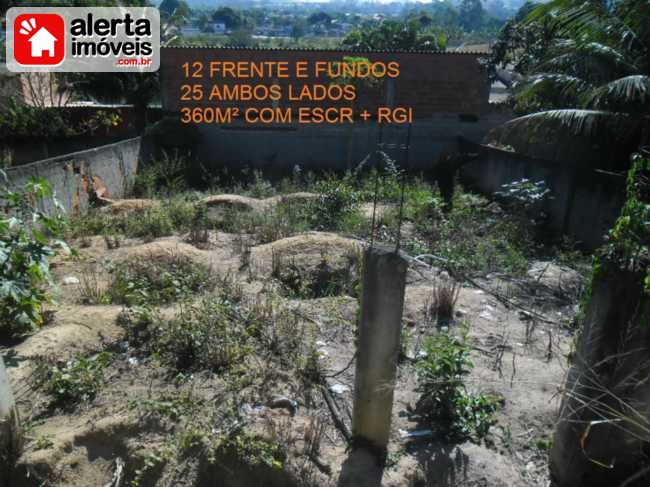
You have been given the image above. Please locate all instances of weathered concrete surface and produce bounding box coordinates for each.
[550,265,650,487]
[352,247,407,451]
[191,112,511,171]
[459,138,626,249]
[4,137,141,215]
[0,356,21,487]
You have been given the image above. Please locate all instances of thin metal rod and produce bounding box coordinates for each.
[370,123,384,248]
[394,122,412,253]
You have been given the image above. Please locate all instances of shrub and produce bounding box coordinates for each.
[0,175,66,339]
[133,151,190,198]
[271,252,361,299]
[423,190,531,277]
[119,284,254,372]
[155,297,253,371]
[107,253,214,306]
[34,351,112,406]
[68,198,196,242]
[78,263,109,305]
[312,175,360,230]
[415,331,498,442]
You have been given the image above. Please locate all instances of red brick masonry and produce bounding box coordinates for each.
[160,47,489,120]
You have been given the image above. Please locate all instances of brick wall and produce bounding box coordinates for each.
[160,47,489,119]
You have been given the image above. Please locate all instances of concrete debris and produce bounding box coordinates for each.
[267,397,298,416]
[329,383,351,395]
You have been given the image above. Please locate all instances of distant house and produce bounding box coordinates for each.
[180,26,202,37]
[29,27,57,57]
[207,22,226,35]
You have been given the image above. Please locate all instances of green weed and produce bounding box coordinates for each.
[107,253,214,306]
[34,351,112,406]
[415,330,498,442]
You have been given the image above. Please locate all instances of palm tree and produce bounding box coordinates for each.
[488,0,650,165]
[489,4,650,486]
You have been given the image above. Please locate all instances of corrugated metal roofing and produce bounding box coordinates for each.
[162,45,487,55]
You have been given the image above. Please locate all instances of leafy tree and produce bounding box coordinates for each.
[489,0,650,159]
[212,6,242,29]
[292,20,306,41]
[227,28,254,47]
[0,176,66,339]
[307,11,331,25]
[342,20,446,51]
[62,72,159,133]
[427,1,461,28]
[159,0,190,23]
[458,0,486,32]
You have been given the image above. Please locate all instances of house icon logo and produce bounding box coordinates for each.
[13,14,65,66]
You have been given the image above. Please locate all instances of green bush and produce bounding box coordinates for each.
[312,175,361,230]
[34,351,112,406]
[423,191,531,276]
[415,331,498,442]
[133,152,190,198]
[158,298,252,371]
[0,175,66,339]
[0,99,120,140]
[68,198,197,241]
[119,277,254,372]
[107,253,214,306]
[272,253,361,299]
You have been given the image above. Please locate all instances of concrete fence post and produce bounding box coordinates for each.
[352,246,407,453]
[0,356,21,486]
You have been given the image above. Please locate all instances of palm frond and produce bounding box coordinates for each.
[485,109,643,165]
[586,75,650,113]
[525,0,647,57]
[504,109,637,137]
[513,74,589,112]
[534,41,636,84]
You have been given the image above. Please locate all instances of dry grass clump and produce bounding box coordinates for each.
[77,263,109,304]
[428,275,461,326]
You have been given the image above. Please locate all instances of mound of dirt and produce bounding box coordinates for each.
[7,305,124,392]
[199,194,263,211]
[13,306,123,362]
[98,199,159,214]
[265,192,318,207]
[198,192,318,212]
[15,413,142,487]
[250,232,364,276]
[112,239,206,264]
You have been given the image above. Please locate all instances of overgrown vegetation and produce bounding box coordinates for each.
[33,351,112,407]
[271,251,361,299]
[0,175,66,339]
[415,329,498,442]
[118,277,306,372]
[0,99,121,142]
[106,253,214,306]
[68,198,197,242]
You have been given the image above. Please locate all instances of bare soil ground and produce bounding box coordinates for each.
[5,192,583,487]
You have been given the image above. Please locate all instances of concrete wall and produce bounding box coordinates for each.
[459,138,626,248]
[4,137,141,215]
[188,108,512,171]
